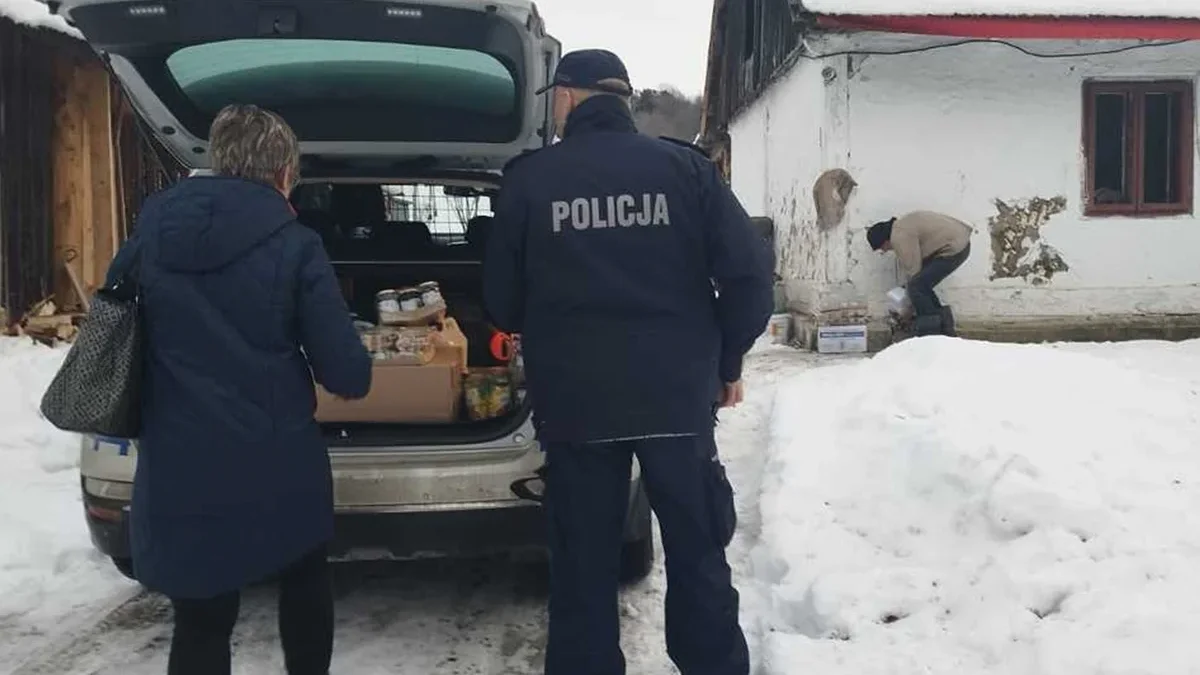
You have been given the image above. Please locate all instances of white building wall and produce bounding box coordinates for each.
[728,103,768,218]
[732,35,1200,321]
[728,58,833,311]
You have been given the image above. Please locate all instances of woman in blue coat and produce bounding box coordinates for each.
[105,104,371,675]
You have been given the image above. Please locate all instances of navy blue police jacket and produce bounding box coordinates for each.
[483,96,774,444]
[104,176,371,599]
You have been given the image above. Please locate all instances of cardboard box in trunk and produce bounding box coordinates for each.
[315,320,467,424]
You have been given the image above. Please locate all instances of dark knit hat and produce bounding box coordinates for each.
[866,218,896,251]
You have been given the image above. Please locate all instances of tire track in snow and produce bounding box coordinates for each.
[8,589,169,675]
[9,557,554,675]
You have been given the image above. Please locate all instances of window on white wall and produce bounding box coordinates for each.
[1083,80,1194,217]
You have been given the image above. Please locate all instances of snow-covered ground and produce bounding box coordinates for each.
[0,340,134,669]
[755,337,1200,675]
[0,338,821,674]
[5,334,1200,674]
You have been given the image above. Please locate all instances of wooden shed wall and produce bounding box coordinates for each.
[0,18,183,322]
[0,18,57,320]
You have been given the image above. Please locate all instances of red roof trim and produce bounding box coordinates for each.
[815,15,1200,40]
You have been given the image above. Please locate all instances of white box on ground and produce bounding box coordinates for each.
[817,324,868,354]
[763,314,791,345]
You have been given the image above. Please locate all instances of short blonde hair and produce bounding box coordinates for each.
[208,104,300,188]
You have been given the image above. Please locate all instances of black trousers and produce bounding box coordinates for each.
[542,433,749,675]
[167,545,333,675]
[908,244,970,336]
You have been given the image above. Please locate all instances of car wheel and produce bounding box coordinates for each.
[111,556,137,581]
[618,532,655,585]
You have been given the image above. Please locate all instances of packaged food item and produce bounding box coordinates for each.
[418,281,443,307]
[509,333,525,388]
[360,330,386,360]
[376,289,400,317]
[358,326,436,364]
[398,287,422,312]
[432,318,468,371]
[488,330,525,388]
[886,286,913,319]
[377,284,447,327]
[464,367,513,421]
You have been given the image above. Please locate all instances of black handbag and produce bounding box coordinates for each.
[40,264,143,439]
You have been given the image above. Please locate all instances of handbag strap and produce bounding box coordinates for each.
[104,232,144,297]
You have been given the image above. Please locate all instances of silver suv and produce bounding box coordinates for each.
[59,0,653,584]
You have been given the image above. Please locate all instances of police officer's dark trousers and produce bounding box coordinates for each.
[543,434,750,675]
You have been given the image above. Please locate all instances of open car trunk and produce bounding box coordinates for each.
[53,0,561,448]
[55,0,560,173]
[293,179,530,448]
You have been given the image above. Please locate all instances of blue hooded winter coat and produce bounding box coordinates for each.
[105,176,371,599]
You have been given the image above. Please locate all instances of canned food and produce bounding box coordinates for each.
[398,288,422,312]
[376,289,400,315]
[418,281,443,307]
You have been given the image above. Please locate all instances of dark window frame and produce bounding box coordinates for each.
[1082,79,1195,217]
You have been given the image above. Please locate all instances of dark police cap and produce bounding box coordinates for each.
[535,49,632,95]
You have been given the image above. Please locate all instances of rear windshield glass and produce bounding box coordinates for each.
[164,39,520,143]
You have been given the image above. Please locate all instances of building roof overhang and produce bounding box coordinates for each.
[814,14,1200,40]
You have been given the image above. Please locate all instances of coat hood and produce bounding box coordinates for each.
[154,176,297,273]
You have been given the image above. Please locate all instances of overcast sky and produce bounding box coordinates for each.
[531,0,714,96]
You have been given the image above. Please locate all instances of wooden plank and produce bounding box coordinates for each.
[51,54,121,307]
[50,51,87,311]
[77,61,96,291]
[83,60,117,289]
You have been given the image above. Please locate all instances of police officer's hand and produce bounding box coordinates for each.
[719,381,745,408]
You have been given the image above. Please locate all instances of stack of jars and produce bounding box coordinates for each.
[374,281,445,326]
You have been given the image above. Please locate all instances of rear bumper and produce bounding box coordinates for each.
[83,491,133,560]
[330,504,547,560]
[82,479,652,563]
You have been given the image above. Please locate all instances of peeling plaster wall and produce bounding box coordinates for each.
[730,35,1200,321]
[728,56,839,314]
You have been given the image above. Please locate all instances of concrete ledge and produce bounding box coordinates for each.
[789,312,1200,354]
[957,314,1200,344]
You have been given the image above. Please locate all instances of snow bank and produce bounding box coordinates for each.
[0,0,79,36]
[756,337,1200,674]
[0,338,128,664]
[801,0,1200,19]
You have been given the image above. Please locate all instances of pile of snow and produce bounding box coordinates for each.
[0,0,79,36]
[0,338,128,665]
[801,0,1200,19]
[755,337,1200,674]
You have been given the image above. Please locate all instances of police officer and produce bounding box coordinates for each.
[483,49,773,675]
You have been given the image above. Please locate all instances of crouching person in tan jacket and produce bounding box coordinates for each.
[867,211,972,337]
